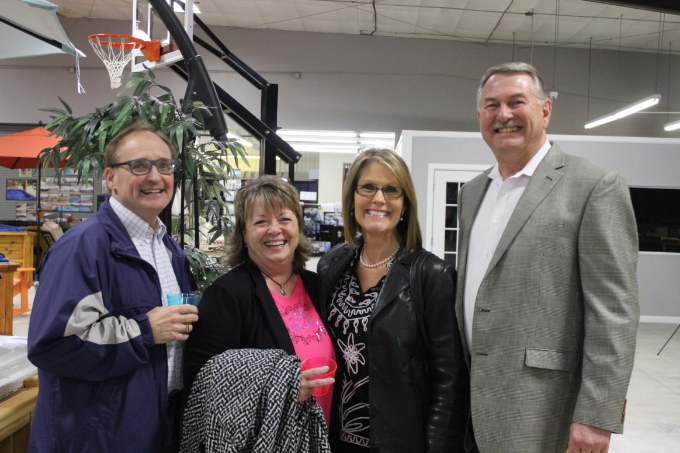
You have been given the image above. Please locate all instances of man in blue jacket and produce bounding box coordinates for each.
[28,122,198,452]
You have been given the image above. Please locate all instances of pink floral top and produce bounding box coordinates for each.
[271,276,335,425]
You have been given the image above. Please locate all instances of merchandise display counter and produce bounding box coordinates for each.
[0,336,38,453]
[0,264,19,335]
[0,234,33,280]
[0,375,38,453]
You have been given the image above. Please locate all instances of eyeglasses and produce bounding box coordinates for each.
[110,158,179,175]
[355,184,404,198]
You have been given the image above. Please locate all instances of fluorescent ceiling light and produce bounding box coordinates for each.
[359,132,395,139]
[225,155,273,160]
[293,145,359,154]
[284,137,359,144]
[664,119,680,131]
[173,3,201,13]
[277,130,357,138]
[359,139,395,145]
[585,94,661,129]
[275,129,395,154]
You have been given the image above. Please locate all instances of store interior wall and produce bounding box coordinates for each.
[405,132,680,319]
[318,153,352,204]
[1,17,679,207]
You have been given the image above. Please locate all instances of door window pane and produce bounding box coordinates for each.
[446,182,459,205]
[445,206,457,228]
[444,229,457,252]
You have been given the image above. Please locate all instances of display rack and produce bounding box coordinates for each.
[302,203,344,253]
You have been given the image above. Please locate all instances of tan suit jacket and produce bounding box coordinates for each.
[455,144,639,452]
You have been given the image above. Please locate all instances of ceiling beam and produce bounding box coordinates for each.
[584,0,680,15]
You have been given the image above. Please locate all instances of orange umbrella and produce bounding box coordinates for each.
[0,127,60,169]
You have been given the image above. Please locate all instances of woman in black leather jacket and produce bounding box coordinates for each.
[317,148,469,453]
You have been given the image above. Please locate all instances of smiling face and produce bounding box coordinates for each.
[477,72,552,166]
[354,162,404,242]
[244,200,300,272]
[104,130,174,226]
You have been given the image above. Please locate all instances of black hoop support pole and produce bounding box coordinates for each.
[148,0,228,142]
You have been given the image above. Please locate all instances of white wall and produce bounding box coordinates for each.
[402,131,680,320]
[317,153,356,204]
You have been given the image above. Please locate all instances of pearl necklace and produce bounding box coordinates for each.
[359,246,399,268]
[259,268,295,296]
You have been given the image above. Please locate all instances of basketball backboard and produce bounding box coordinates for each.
[132,0,193,72]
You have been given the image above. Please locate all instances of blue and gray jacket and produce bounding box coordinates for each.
[27,200,196,452]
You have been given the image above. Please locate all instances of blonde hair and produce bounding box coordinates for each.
[342,148,422,253]
[225,175,311,274]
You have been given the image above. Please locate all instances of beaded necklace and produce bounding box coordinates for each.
[359,245,399,268]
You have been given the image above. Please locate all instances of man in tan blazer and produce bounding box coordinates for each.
[456,62,639,453]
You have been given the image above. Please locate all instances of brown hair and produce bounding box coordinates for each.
[225,175,312,273]
[342,148,422,253]
[104,122,178,168]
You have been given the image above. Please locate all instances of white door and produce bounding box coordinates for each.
[430,169,484,268]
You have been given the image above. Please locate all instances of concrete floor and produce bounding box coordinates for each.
[11,292,680,451]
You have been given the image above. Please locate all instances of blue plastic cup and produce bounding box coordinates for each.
[166,293,199,306]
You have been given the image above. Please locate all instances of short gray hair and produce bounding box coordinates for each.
[476,62,549,111]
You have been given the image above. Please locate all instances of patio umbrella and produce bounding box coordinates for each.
[0,127,64,263]
[0,127,59,169]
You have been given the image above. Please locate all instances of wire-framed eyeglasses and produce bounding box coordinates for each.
[355,184,404,198]
[110,158,179,175]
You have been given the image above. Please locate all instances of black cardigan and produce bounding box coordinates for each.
[183,261,321,391]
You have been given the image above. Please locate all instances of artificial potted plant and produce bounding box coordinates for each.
[39,68,246,291]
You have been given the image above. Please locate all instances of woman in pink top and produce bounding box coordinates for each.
[185,175,335,424]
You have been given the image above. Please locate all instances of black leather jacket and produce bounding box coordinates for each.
[317,243,469,453]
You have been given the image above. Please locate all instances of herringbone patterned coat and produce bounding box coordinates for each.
[181,348,330,452]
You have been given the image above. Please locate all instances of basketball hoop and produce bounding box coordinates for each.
[88,34,161,89]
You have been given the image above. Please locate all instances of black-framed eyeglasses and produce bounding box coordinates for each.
[355,184,404,198]
[110,158,179,175]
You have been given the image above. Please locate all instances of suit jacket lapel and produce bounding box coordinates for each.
[485,144,565,276]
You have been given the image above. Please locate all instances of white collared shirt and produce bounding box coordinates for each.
[110,198,183,393]
[463,141,552,351]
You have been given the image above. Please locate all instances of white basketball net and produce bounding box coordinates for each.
[89,36,142,89]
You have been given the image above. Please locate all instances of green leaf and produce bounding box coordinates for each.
[115,101,135,126]
[133,80,153,97]
[157,85,172,94]
[143,64,156,80]
[117,78,144,96]
[58,97,73,115]
[40,108,68,115]
[43,116,66,130]
[98,130,107,154]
